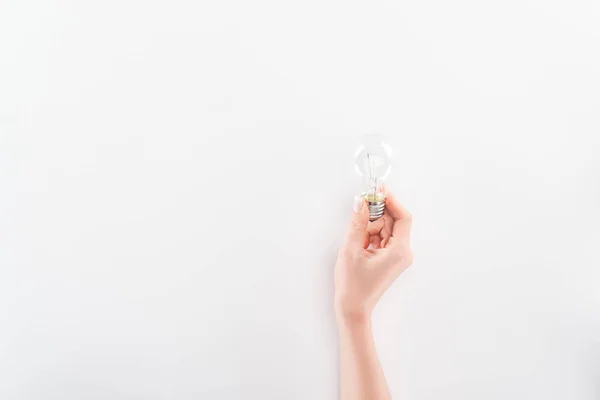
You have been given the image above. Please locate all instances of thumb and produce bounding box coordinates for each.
[344,196,369,249]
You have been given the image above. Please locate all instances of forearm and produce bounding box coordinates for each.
[337,314,391,400]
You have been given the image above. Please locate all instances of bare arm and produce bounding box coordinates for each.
[335,192,413,400]
[338,315,390,400]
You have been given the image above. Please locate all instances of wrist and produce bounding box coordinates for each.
[335,307,372,330]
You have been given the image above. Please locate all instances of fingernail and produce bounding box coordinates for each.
[353,196,364,213]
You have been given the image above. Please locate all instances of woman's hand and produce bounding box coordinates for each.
[334,191,413,321]
[335,190,413,399]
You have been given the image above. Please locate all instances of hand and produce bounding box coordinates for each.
[334,191,413,321]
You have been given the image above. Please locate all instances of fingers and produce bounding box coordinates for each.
[344,196,370,249]
[369,235,382,249]
[342,192,412,253]
[381,237,389,248]
[366,216,385,236]
[365,210,393,249]
[385,191,411,221]
[380,213,394,241]
[385,191,412,241]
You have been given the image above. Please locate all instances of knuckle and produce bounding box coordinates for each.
[392,243,413,265]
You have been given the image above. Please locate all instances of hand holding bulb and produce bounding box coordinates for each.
[334,189,413,400]
[334,190,413,320]
[335,135,412,400]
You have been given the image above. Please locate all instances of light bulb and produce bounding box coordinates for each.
[355,134,392,221]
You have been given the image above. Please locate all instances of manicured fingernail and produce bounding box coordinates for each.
[353,196,364,213]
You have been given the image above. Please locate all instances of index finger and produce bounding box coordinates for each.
[385,191,412,239]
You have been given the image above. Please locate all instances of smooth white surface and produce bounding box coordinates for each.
[1,1,600,399]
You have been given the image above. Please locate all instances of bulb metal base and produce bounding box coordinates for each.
[366,199,385,222]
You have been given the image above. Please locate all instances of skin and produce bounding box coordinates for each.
[335,191,413,400]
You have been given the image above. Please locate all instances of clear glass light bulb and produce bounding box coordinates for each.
[355,134,392,221]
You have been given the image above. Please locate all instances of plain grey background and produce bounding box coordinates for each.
[1,0,599,399]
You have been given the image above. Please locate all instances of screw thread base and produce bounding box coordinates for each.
[366,199,385,222]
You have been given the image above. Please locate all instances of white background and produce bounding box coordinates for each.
[1,0,599,399]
